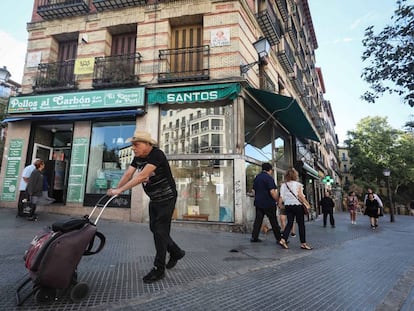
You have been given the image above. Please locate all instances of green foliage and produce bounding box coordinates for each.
[361,0,414,107]
[345,116,414,203]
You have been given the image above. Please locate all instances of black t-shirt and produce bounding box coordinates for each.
[131,147,177,203]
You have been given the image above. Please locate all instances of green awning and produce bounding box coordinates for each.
[147,83,241,105]
[246,87,320,142]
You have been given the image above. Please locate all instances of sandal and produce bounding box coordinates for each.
[300,244,313,250]
[279,239,289,249]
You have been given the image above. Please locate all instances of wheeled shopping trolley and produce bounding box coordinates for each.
[16,195,118,306]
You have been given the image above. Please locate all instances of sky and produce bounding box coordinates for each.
[0,1,412,144]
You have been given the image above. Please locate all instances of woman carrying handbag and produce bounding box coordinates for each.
[278,167,313,250]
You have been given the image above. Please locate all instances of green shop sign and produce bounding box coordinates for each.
[8,87,145,114]
[147,83,240,105]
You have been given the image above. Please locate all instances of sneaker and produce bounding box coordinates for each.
[250,238,262,242]
[166,250,186,269]
[143,267,165,283]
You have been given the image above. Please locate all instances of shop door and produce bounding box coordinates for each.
[33,143,53,162]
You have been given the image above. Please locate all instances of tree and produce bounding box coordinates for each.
[345,116,414,203]
[361,0,414,107]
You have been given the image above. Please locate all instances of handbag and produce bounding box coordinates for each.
[285,183,309,215]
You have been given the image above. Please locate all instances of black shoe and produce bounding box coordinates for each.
[166,250,185,269]
[290,233,296,237]
[143,267,165,283]
[250,238,262,242]
[27,216,37,221]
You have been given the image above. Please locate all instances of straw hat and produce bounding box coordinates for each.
[126,130,157,145]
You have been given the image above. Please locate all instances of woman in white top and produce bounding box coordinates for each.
[278,168,313,250]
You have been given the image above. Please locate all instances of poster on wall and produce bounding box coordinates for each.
[66,137,89,203]
[210,28,231,47]
[1,139,23,201]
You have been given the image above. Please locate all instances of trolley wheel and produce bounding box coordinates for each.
[34,287,57,304]
[70,282,89,302]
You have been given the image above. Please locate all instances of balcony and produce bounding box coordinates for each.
[33,60,77,93]
[37,0,89,20]
[93,0,147,11]
[92,53,142,89]
[158,45,210,83]
[287,17,298,48]
[256,5,283,46]
[277,37,295,73]
[275,0,289,22]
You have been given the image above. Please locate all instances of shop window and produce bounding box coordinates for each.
[86,121,135,195]
[159,104,233,154]
[171,159,234,222]
[245,162,261,196]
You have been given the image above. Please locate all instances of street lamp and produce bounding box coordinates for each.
[383,168,395,222]
[240,37,271,74]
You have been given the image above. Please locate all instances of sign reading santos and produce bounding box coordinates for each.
[167,91,219,103]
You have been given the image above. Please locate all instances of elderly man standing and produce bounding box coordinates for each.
[320,191,336,228]
[107,130,185,283]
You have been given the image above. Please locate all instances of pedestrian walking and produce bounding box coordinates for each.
[364,188,383,227]
[347,191,359,224]
[17,158,41,217]
[364,192,381,230]
[250,163,287,249]
[278,167,312,250]
[107,130,185,283]
[25,159,45,221]
[320,191,335,228]
[279,204,296,237]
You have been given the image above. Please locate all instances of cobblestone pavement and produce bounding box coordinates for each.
[1,207,414,311]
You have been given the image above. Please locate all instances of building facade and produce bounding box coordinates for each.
[1,0,339,230]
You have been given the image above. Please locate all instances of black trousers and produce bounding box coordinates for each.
[283,205,306,243]
[251,206,282,241]
[149,198,183,270]
[323,208,335,227]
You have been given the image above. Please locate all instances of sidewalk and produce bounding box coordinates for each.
[1,207,414,310]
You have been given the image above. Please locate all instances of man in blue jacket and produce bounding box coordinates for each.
[251,163,287,249]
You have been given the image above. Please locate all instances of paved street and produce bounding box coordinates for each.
[1,206,414,311]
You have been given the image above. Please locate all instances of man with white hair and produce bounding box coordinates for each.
[17,158,41,217]
[107,130,185,283]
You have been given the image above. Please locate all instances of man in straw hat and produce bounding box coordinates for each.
[107,130,185,283]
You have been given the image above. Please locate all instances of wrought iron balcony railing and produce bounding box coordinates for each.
[158,45,210,83]
[92,0,148,11]
[34,60,77,93]
[277,36,295,74]
[256,5,283,46]
[37,0,89,20]
[92,53,142,89]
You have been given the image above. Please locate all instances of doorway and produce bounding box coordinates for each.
[32,123,73,204]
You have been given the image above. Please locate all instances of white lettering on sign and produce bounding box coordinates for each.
[9,98,39,109]
[167,91,218,103]
[53,95,92,106]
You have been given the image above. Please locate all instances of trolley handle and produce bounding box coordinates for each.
[89,195,118,225]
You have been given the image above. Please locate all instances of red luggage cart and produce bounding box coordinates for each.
[16,195,118,306]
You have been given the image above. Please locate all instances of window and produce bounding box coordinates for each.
[86,121,135,195]
[171,159,234,222]
[159,104,233,154]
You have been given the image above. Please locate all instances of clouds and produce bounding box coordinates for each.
[0,30,27,84]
